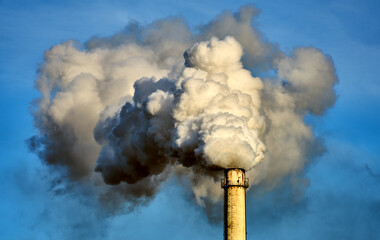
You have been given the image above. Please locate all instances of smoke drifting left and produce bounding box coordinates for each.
[28,5,338,214]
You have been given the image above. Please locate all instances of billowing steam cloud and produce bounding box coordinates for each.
[28,5,338,211]
[94,36,265,187]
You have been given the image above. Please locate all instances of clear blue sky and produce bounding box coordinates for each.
[0,0,379,239]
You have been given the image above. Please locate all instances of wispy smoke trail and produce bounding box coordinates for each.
[28,5,338,212]
[365,164,380,179]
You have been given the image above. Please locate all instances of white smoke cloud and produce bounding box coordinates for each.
[28,5,338,215]
[174,36,265,170]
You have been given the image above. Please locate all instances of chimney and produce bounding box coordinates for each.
[221,168,249,240]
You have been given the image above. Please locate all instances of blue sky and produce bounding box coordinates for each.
[0,0,379,239]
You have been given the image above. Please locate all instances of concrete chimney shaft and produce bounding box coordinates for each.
[221,168,249,240]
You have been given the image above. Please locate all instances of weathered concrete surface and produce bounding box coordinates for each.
[222,169,248,240]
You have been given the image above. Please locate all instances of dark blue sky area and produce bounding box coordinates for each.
[0,0,379,239]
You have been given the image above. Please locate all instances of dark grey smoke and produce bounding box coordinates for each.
[94,78,176,185]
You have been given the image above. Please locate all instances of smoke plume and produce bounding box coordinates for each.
[28,5,338,213]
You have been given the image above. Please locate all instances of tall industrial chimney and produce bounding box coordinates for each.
[221,168,249,240]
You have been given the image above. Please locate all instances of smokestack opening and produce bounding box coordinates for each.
[221,168,249,240]
[221,168,249,189]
